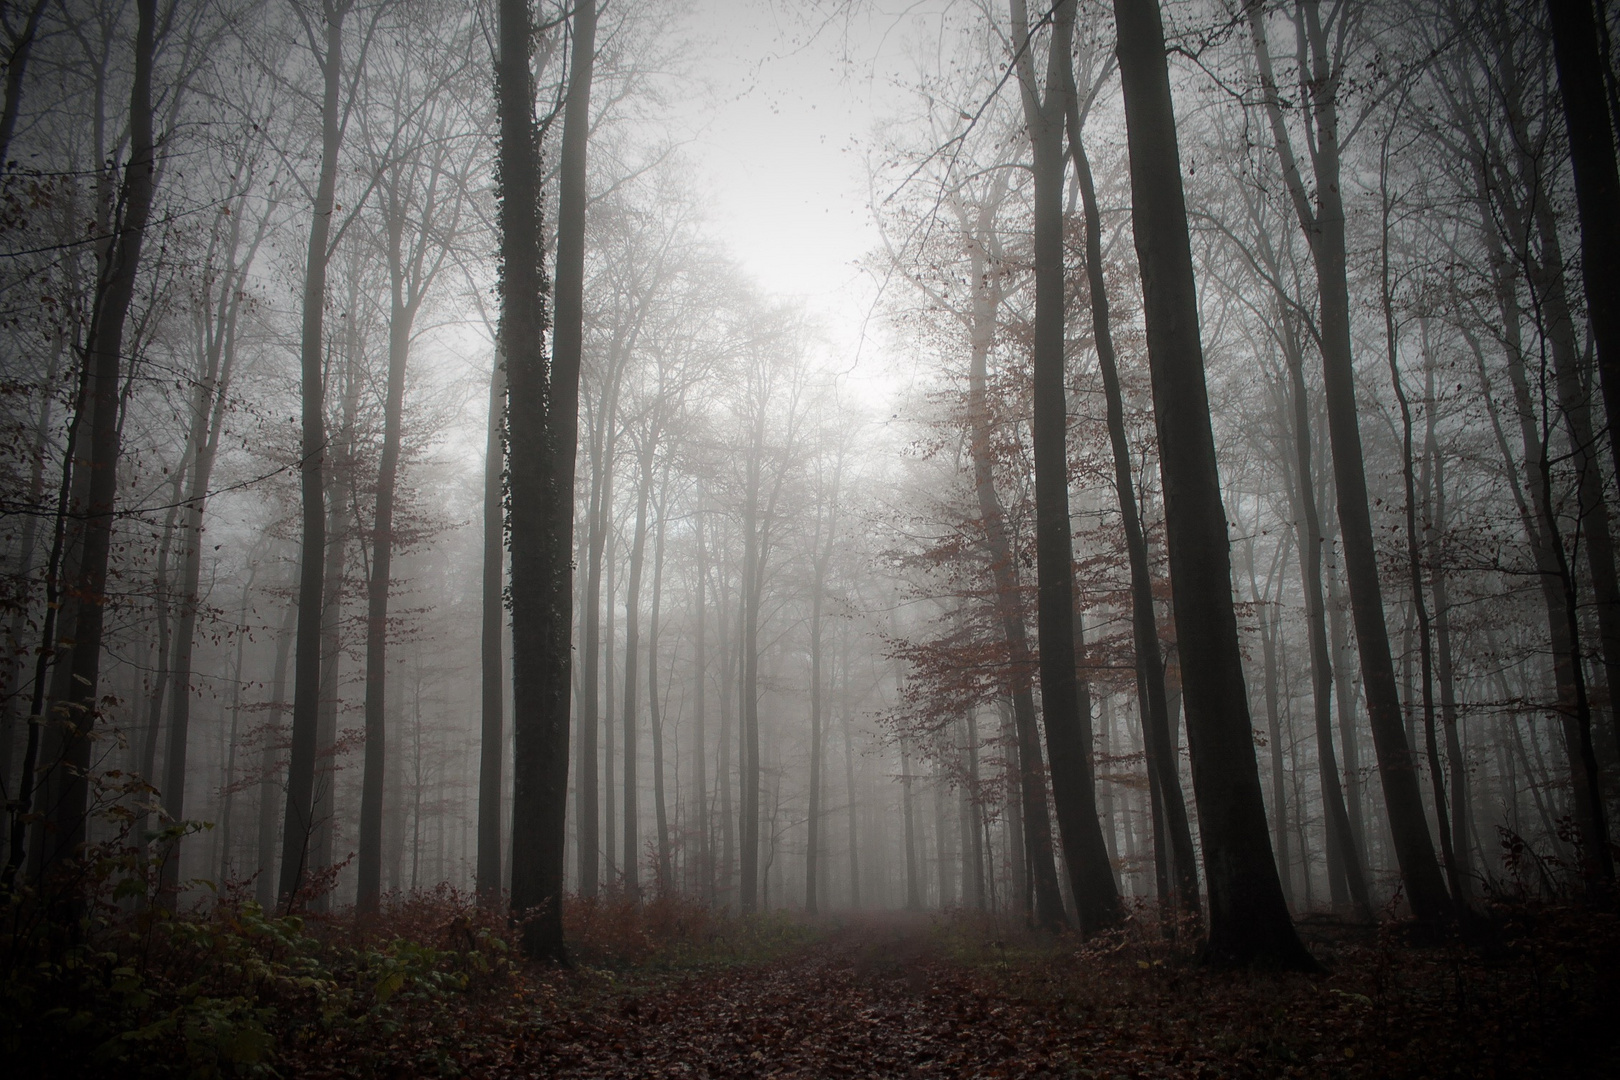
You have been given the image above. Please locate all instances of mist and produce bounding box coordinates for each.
[3,0,1619,1074]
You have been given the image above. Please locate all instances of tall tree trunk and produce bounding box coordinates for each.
[1064,65,1199,922]
[159,217,252,901]
[1529,198,1620,761]
[504,0,590,963]
[842,663,858,907]
[358,213,419,914]
[959,177,1065,930]
[257,601,295,909]
[577,347,625,898]
[1254,577,1292,907]
[1546,0,1620,485]
[619,441,653,900]
[1282,313,1372,917]
[694,503,711,903]
[1247,0,1451,924]
[280,0,348,909]
[38,0,157,894]
[1423,338,1472,898]
[477,356,505,906]
[648,472,672,896]
[1114,0,1313,968]
[901,736,921,911]
[1379,183,1464,913]
[1009,0,1119,935]
[739,434,763,913]
[219,585,252,884]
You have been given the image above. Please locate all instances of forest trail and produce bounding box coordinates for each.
[524,914,1072,1078]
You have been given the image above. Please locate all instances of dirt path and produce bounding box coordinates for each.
[518,914,1071,1079]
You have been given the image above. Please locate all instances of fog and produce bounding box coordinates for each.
[3,0,1617,955]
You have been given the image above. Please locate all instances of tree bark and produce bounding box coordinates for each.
[38,0,157,893]
[280,0,348,909]
[619,440,653,900]
[1063,61,1199,923]
[478,355,505,905]
[1546,0,1620,486]
[1114,0,1313,968]
[1009,0,1119,935]
[962,191,1066,931]
[647,470,672,895]
[504,0,589,963]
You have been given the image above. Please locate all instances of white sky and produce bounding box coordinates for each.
[669,0,948,395]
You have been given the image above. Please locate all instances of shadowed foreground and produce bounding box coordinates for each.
[366,908,1615,1080]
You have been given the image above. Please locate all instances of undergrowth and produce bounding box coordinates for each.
[2,884,817,1079]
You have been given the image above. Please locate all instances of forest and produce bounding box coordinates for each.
[1,0,1618,1075]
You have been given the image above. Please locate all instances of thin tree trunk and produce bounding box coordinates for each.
[901,736,920,910]
[219,585,252,884]
[280,0,349,909]
[38,0,157,894]
[842,663,858,908]
[477,356,505,906]
[1423,338,1472,898]
[1010,0,1119,935]
[1064,69,1199,922]
[1379,184,1463,912]
[256,601,295,909]
[1115,0,1313,968]
[1282,315,1372,917]
[160,213,253,901]
[647,466,672,896]
[619,441,653,900]
[359,204,428,912]
[961,178,1065,931]
[694,503,711,903]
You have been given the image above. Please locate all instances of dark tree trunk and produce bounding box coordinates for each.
[620,441,654,901]
[1546,0,1620,486]
[161,207,255,901]
[694,503,711,903]
[0,0,47,170]
[648,472,672,895]
[477,357,505,906]
[1282,316,1372,917]
[1114,0,1314,969]
[963,194,1065,931]
[1064,65,1199,923]
[38,0,157,893]
[358,208,423,913]
[280,0,348,909]
[503,0,590,963]
[1010,0,1120,936]
[257,601,296,910]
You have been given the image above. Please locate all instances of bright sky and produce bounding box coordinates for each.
[672,0,948,391]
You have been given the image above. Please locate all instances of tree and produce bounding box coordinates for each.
[1060,32,1200,924]
[1244,0,1450,925]
[1112,0,1314,969]
[280,0,356,909]
[505,0,595,962]
[1008,0,1120,936]
[36,0,158,898]
[1545,0,1620,486]
[356,23,475,915]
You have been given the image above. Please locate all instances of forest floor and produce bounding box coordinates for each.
[10,894,1619,1077]
[282,903,1619,1079]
